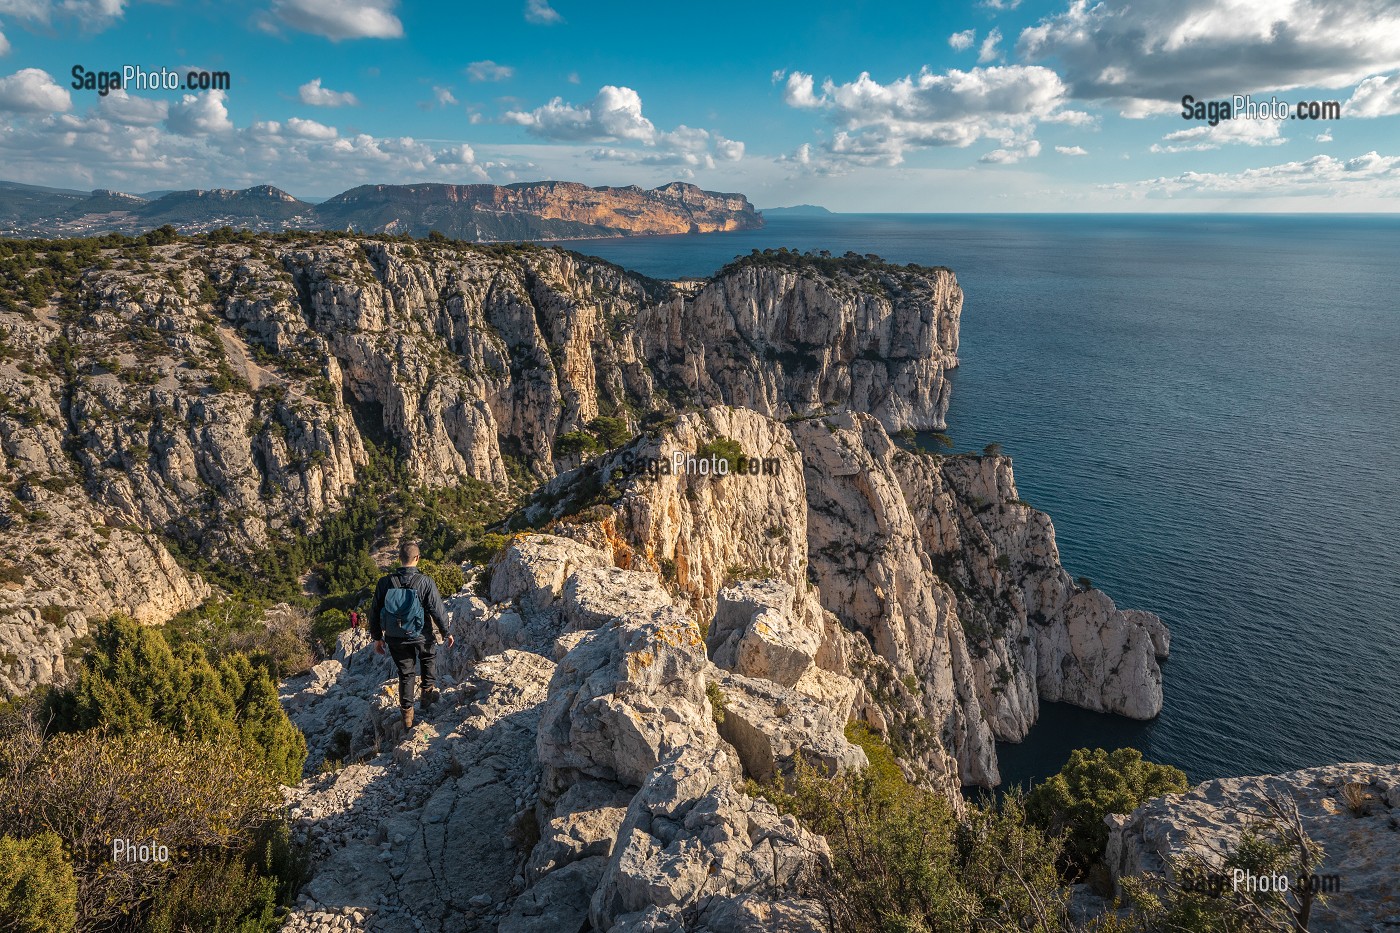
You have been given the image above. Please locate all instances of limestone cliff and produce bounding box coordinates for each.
[0,237,961,695]
[313,181,762,240]
[524,406,1167,789]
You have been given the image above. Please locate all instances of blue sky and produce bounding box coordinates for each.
[1,0,1398,210]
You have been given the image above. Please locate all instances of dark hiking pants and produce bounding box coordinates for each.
[386,637,437,710]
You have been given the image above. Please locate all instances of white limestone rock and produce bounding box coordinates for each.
[707,578,823,687]
[1105,763,1400,933]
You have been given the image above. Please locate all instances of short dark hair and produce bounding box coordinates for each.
[398,541,420,564]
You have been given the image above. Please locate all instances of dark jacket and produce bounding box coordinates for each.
[369,566,450,642]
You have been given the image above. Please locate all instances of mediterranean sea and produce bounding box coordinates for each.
[553,214,1400,788]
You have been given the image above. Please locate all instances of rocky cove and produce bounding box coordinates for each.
[1,233,1394,931]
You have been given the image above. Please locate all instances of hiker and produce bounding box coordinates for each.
[370,542,454,730]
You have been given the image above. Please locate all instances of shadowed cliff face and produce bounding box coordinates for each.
[0,237,961,695]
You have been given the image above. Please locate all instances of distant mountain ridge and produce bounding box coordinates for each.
[761,204,834,216]
[0,179,763,241]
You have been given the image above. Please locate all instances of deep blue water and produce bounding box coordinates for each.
[552,215,1400,788]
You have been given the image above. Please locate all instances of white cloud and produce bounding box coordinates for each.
[505,85,656,142]
[949,29,975,51]
[432,86,457,107]
[0,67,71,112]
[435,142,476,165]
[978,28,1002,64]
[1055,144,1088,155]
[166,89,232,135]
[1129,150,1400,198]
[298,77,358,107]
[466,60,514,82]
[1019,0,1400,105]
[284,116,337,139]
[714,134,744,161]
[524,0,561,25]
[98,88,167,125]
[0,27,9,57]
[271,0,403,40]
[782,72,822,109]
[1150,116,1284,152]
[1314,131,1333,142]
[980,139,1040,163]
[1,0,126,31]
[0,97,515,193]
[780,65,1074,166]
[1346,73,1400,117]
[567,71,580,84]
[983,0,1021,8]
[504,85,740,172]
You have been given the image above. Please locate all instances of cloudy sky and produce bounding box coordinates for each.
[1,0,1398,210]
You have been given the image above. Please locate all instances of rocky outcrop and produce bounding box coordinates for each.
[0,238,961,695]
[637,256,962,431]
[282,531,841,932]
[527,407,1166,789]
[1105,763,1400,932]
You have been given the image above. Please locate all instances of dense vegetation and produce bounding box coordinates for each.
[1026,747,1189,880]
[0,616,305,931]
[749,733,1330,933]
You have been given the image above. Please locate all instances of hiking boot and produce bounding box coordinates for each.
[401,707,414,730]
[421,686,440,710]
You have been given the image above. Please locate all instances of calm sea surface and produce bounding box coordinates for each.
[552,214,1400,788]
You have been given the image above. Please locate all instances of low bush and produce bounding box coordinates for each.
[756,724,1072,932]
[419,558,466,598]
[1026,747,1188,877]
[0,724,285,931]
[0,831,78,933]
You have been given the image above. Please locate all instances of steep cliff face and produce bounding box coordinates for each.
[0,237,962,695]
[524,407,1167,789]
[637,257,961,431]
[308,181,762,240]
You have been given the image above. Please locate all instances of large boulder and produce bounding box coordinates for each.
[1105,763,1400,932]
[563,567,673,632]
[537,606,717,790]
[590,746,829,931]
[489,534,612,612]
[710,669,867,782]
[707,579,823,687]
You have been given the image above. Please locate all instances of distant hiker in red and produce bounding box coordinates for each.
[349,610,360,629]
[370,542,453,731]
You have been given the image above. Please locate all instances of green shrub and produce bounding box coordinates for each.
[0,831,78,933]
[588,415,631,449]
[0,727,283,931]
[320,547,380,597]
[53,617,306,785]
[419,559,465,597]
[311,608,350,652]
[704,682,727,724]
[1026,747,1188,875]
[466,532,510,567]
[695,436,745,471]
[555,430,603,458]
[757,724,1071,932]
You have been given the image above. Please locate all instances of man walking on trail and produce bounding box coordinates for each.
[370,542,454,731]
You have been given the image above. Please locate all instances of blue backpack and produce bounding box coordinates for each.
[381,570,426,639]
